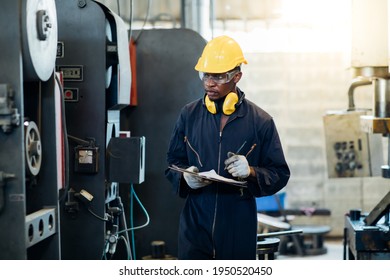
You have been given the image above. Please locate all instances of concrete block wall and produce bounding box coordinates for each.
[239,52,390,236]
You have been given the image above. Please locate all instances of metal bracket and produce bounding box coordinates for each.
[25,207,57,247]
[0,84,20,133]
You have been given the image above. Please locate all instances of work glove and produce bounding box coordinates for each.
[183,166,212,189]
[224,153,251,178]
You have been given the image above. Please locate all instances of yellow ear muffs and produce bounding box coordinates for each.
[205,95,217,114]
[222,92,239,115]
[204,92,239,115]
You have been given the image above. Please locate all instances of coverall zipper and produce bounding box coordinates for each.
[211,115,236,259]
[211,131,223,259]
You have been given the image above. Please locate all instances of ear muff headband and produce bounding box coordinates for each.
[204,92,240,115]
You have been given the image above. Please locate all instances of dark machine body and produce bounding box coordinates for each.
[0,0,140,260]
[344,191,390,260]
[0,0,61,260]
[56,0,108,260]
[56,0,140,260]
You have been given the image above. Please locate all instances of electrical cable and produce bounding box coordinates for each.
[117,184,150,260]
[87,207,109,222]
[101,239,109,260]
[134,0,151,43]
[99,197,135,260]
[116,0,121,16]
[118,196,133,259]
[119,235,131,260]
[128,0,133,41]
[67,134,91,146]
[130,184,135,259]
[69,190,109,222]
[126,185,150,230]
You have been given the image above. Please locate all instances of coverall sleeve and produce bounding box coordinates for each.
[165,110,191,198]
[247,118,290,197]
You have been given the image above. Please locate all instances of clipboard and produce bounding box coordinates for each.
[169,165,247,187]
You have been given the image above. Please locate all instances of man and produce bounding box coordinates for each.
[165,35,290,260]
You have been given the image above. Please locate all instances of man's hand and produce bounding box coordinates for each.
[224,154,250,178]
[183,166,212,189]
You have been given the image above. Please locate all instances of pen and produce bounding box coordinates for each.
[245,143,257,158]
[235,141,247,155]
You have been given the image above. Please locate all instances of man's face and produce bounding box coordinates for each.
[200,70,241,101]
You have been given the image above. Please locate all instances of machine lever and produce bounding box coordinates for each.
[257,229,303,240]
[0,171,16,213]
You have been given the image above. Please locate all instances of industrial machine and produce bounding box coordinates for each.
[55,0,145,260]
[323,109,383,178]
[344,191,390,260]
[0,0,61,259]
[0,0,145,260]
[338,0,390,260]
[324,0,390,180]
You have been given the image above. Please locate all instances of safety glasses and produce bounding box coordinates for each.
[199,69,239,85]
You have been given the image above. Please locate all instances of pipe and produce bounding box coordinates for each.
[183,0,211,40]
[373,77,390,118]
[347,77,373,111]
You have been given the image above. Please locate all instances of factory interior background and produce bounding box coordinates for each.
[0,0,389,261]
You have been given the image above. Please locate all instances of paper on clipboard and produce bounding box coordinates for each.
[169,165,247,187]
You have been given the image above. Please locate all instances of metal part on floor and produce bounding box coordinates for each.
[257,238,280,260]
[257,229,303,260]
[279,225,331,256]
[257,212,332,257]
[344,191,390,260]
[276,238,344,260]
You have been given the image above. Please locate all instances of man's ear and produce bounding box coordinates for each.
[234,72,242,83]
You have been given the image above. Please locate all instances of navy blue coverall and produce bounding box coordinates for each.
[165,89,290,260]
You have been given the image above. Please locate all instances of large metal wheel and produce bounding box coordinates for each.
[21,0,58,81]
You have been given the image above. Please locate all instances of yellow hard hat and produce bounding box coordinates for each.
[195,35,248,73]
